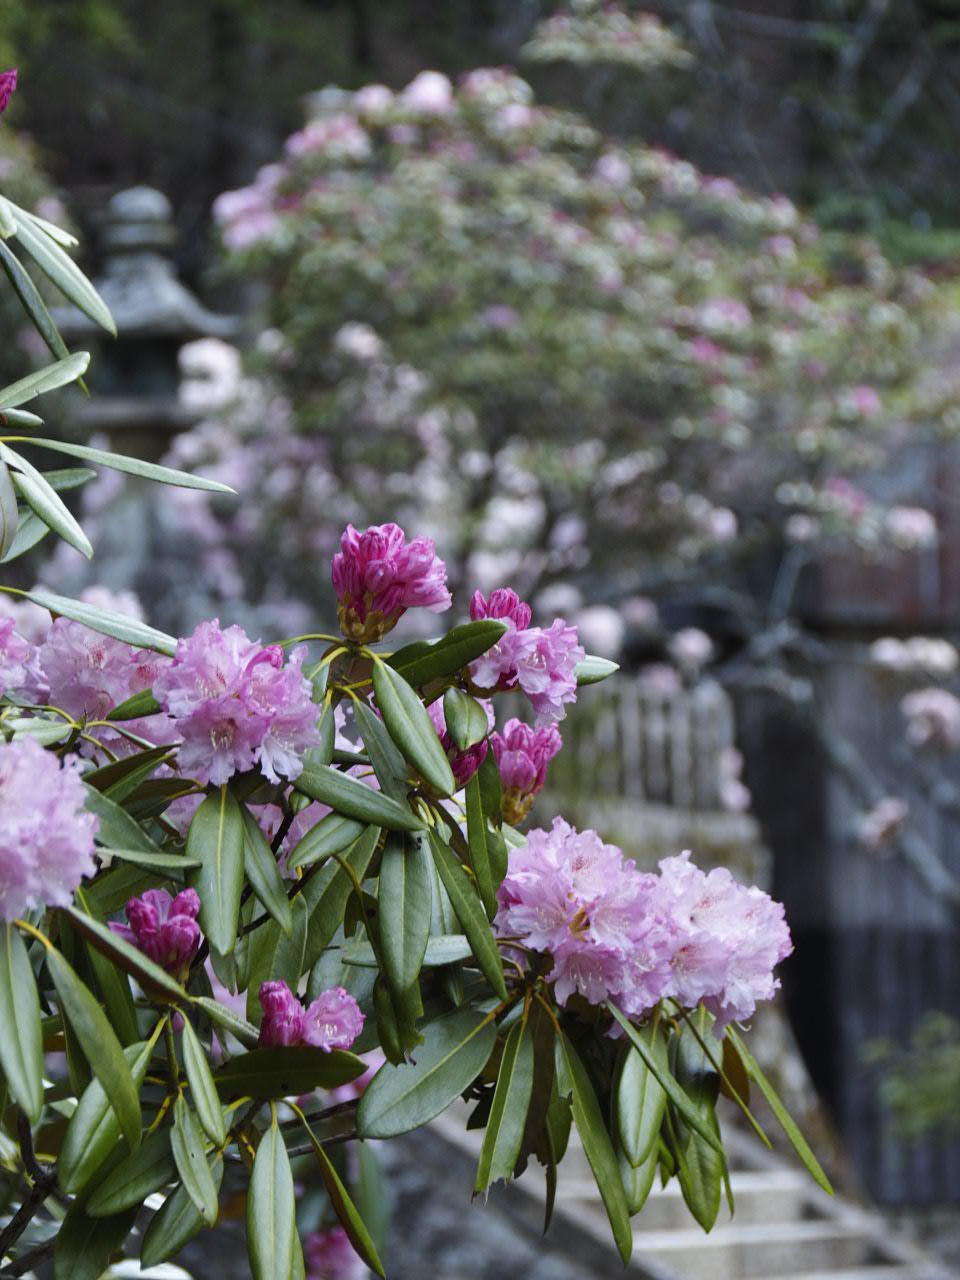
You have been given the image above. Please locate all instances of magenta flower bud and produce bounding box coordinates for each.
[490,719,562,824]
[427,697,494,788]
[112,888,202,979]
[302,986,365,1052]
[0,70,17,118]
[258,979,306,1046]
[470,588,531,631]
[331,522,451,643]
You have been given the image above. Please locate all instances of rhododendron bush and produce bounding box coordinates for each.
[0,75,831,1280]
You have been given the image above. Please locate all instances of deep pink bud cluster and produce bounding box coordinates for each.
[469,589,583,726]
[490,718,562,824]
[331,522,451,643]
[0,70,16,117]
[258,980,364,1052]
[154,620,320,785]
[0,737,98,920]
[427,696,494,788]
[496,819,792,1034]
[111,888,202,979]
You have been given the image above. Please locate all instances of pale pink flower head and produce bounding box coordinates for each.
[331,522,451,643]
[0,70,16,118]
[258,980,306,1047]
[303,987,365,1052]
[0,737,98,920]
[491,719,562,824]
[304,1227,362,1280]
[0,618,30,697]
[427,696,494,788]
[400,70,454,116]
[111,888,202,980]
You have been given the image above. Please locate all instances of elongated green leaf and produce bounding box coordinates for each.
[106,688,163,721]
[47,948,140,1149]
[465,772,498,919]
[295,763,422,831]
[247,1114,295,1280]
[300,1118,386,1278]
[343,933,471,969]
[11,211,115,334]
[85,783,163,855]
[171,1095,218,1226]
[59,1036,157,1193]
[2,443,92,558]
[301,825,381,971]
[180,1016,227,1146]
[286,811,367,872]
[442,687,489,750]
[187,787,246,957]
[54,1200,137,1280]
[0,460,17,558]
[618,1024,668,1167]
[140,1153,224,1267]
[606,1003,725,1155]
[192,995,259,1048]
[25,436,235,493]
[84,742,171,794]
[672,1021,723,1232]
[62,906,186,1001]
[389,620,508,687]
[0,196,15,237]
[246,895,308,1025]
[241,805,293,935]
[476,1014,535,1193]
[556,1033,632,1265]
[477,746,502,826]
[85,937,139,1047]
[27,586,177,654]
[725,1026,833,1194]
[575,654,619,685]
[0,237,71,364]
[619,1140,658,1215]
[1,507,47,561]
[358,1008,497,1138]
[86,1128,175,1217]
[0,924,42,1120]
[213,1046,368,1099]
[101,849,201,876]
[352,696,410,801]
[428,830,507,1001]
[0,351,90,408]
[14,204,78,248]
[380,830,433,996]
[372,660,456,796]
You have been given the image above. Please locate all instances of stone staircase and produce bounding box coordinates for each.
[431,1106,952,1280]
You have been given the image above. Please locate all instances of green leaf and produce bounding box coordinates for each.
[619,1140,658,1215]
[618,1023,668,1167]
[187,787,246,957]
[84,863,165,917]
[59,1036,157,1194]
[0,351,90,408]
[62,905,187,1002]
[575,654,619,685]
[247,1113,295,1280]
[1,444,92,558]
[141,1153,224,1267]
[0,237,71,365]
[85,937,139,1047]
[372,659,456,796]
[54,1199,137,1280]
[15,205,78,248]
[99,847,201,875]
[725,1026,833,1194]
[606,1002,725,1155]
[1,507,47,561]
[86,1128,175,1217]
[286,811,367,872]
[0,460,18,559]
[475,1014,535,1193]
[106,688,163,721]
[465,772,498,919]
[352,695,411,801]
[300,1118,386,1278]
[46,948,141,1150]
[477,747,502,826]
[358,1008,497,1138]
[343,933,471,969]
[84,743,172,795]
[672,1020,723,1232]
[0,406,43,427]
[181,1016,227,1147]
[295,762,422,831]
[246,895,308,1026]
[301,825,381,971]
[556,1032,632,1265]
[85,783,164,854]
[241,804,293,935]
[171,1095,219,1226]
[27,586,177,654]
[428,830,507,1001]
[389,620,507,687]
[25,436,235,493]
[10,207,116,334]
[213,1046,368,1100]
[442,687,489,750]
[379,830,433,996]
[0,924,43,1120]
[192,995,259,1049]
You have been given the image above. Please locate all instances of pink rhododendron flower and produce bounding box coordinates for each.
[0,618,30,697]
[469,589,583,726]
[111,888,202,979]
[331,522,451,643]
[490,718,562,824]
[304,1227,363,1280]
[302,986,365,1052]
[0,70,16,117]
[0,737,98,920]
[400,70,454,116]
[258,980,307,1047]
[427,696,494,788]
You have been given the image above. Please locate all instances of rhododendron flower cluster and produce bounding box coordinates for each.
[111,888,202,980]
[427,696,494,788]
[258,980,364,1052]
[469,589,583,726]
[490,718,562,824]
[154,619,320,785]
[0,737,98,920]
[496,818,791,1033]
[331,522,451,643]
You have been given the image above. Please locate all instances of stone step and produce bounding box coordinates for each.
[631,1220,882,1278]
[773,1269,948,1280]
